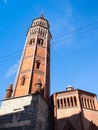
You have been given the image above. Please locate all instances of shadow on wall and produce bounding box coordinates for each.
[0,94,48,130]
[0,100,37,130]
[49,111,98,130]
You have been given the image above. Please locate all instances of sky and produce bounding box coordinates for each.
[0,0,98,102]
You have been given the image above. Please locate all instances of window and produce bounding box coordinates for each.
[36,60,41,69]
[60,99,63,108]
[90,100,93,109]
[67,98,70,107]
[84,98,87,108]
[29,39,32,45]
[64,98,66,107]
[93,100,96,109]
[32,38,35,44]
[70,97,73,107]
[37,38,44,45]
[20,75,26,85]
[29,38,35,45]
[87,98,90,108]
[57,99,60,108]
[74,96,77,106]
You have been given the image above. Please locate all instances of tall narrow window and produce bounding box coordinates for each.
[60,99,63,108]
[20,75,26,85]
[64,98,66,107]
[67,98,70,107]
[32,38,35,44]
[29,38,35,45]
[70,97,73,107]
[74,96,77,106]
[84,98,87,108]
[90,100,93,109]
[37,38,44,45]
[57,99,60,109]
[93,100,96,110]
[36,60,41,69]
[29,39,32,45]
[79,96,84,107]
[87,99,90,108]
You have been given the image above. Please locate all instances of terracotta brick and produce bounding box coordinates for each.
[13,15,52,104]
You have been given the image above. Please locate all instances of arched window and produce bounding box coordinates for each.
[29,39,32,45]
[36,60,41,69]
[37,38,44,45]
[20,75,26,85]
[29,38,35,45]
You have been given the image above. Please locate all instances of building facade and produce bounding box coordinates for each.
[51,86,98,130]
[0,15,98,130]
[0,14,51,130]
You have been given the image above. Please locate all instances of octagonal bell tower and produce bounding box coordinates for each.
[13,14,52,103]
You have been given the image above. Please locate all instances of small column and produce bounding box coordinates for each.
[5,83,13,99]
[90,99,93,109]
[70,97,73,107]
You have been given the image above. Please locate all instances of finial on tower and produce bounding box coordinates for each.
[40,10,44,18]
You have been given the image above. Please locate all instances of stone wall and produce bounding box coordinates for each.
[0,93,49,130]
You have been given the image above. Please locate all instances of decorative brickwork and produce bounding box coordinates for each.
[13,15,52,104]
[1,14,98,130]
[51,89,98,130]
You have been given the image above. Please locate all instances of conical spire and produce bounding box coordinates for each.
[5,83,13,99]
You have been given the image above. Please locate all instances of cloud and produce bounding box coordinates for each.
[6,60,19,78]
[3,0,7,4]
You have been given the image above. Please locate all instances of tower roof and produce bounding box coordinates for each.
[31,14,50,29]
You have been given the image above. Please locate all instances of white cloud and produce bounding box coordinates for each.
[6,60,19,78]
[3,0,7,4]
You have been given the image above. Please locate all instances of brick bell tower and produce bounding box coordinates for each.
[0,14,52,130]
[12,14,52,103]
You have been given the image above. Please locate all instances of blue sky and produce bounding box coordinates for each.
[0,0,98,101]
